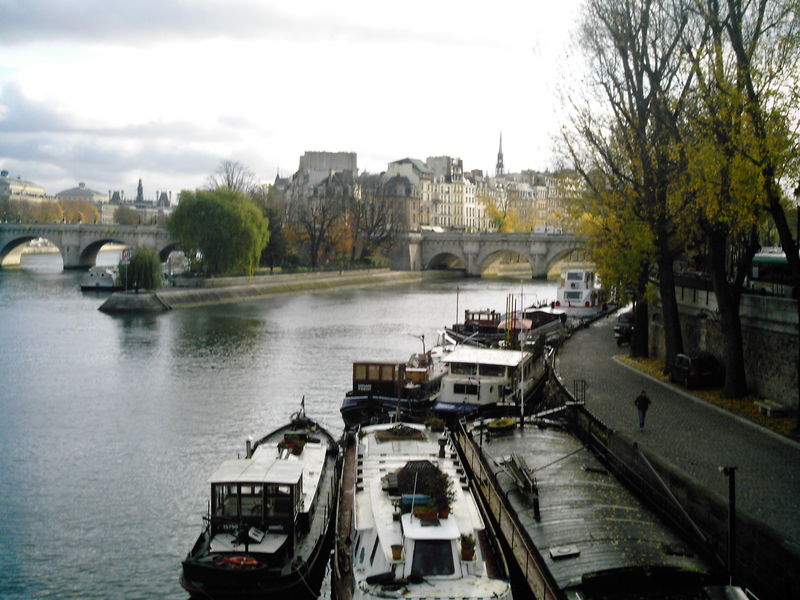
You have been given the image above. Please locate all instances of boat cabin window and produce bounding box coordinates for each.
[368,365,381,380]
[564,291,582,301]
[453,383,478,396]
[450,362,477,376]
[212,483,264,519]
[411,540,454,576]
[567,272,583,281]
[265,483,294,519]
[479,364,505,377]
[241,484,263,516]
[213,484,240,518]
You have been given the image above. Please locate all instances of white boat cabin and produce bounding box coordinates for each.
[556,268,601,311]
[205,432,328,557]
[436,347,535,411]
[80,265,119,290]
[349,423,511,600]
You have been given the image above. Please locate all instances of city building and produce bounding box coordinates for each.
[55,182,107,204]
[101,179,172,224]
[0,170,48,203]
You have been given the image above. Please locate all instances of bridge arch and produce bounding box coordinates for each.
[0,223,177,269]
[425,252,467,272]
[0,232,40,268]
[399,232,586,278]
[474,249,534,277]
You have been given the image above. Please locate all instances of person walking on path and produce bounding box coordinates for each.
[634,390,651,430]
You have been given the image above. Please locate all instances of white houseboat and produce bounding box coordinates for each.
[433,346,536,417]
[180,408,340,600]
[80,265,121,291]
[332,422,512,600]
[554,267,602,318]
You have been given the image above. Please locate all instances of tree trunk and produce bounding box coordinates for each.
[631,265,650,358]
[631,299,649,358]
[709,231,748,397]
[657,246,683,363]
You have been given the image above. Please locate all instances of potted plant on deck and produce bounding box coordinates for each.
[460,534,476,560]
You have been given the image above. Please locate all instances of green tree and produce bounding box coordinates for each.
[569,170,657,357]
[114,205,141,225]
[678,0,778,397]
[168,188,269,276]
[118,247,162,291]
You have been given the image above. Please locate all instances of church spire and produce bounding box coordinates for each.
[495,133,505,177]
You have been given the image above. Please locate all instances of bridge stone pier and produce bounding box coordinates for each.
[389,231,585,278]
[0,223,177,269]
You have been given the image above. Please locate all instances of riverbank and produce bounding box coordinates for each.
[617,354,798,439]
[98,268,449,313]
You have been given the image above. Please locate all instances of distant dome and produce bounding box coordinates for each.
[56,183,107,203]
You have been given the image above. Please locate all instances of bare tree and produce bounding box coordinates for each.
[350,174,400,263]
[564,0,696,361]
[207,160,256,193]
[289,172,353,268]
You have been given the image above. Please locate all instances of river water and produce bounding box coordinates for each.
[0,252,556,600]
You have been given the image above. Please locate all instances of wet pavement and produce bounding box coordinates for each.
[554,314,800,549]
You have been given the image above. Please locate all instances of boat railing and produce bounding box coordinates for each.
[452,420,561,600]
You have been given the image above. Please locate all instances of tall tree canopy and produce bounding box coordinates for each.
[168,188,269,276]
[565,0,696,360]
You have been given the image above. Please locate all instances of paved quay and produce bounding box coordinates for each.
[553,315,800,549]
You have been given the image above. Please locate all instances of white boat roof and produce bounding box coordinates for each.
[353,423,485,564]
[442,346,529,367]
[208,453,303,485]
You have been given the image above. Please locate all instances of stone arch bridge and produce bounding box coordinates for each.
[390,231,586,277]
[0,222,177,269]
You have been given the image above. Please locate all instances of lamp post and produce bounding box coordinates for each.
[720,466,737,585]
[795,183,800,433]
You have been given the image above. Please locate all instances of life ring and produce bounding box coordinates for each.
[228,555,259,567]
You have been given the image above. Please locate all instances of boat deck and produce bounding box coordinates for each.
[333,439,356,600]
[463,422,719,597]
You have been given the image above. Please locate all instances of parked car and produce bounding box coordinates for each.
[613,311,634,346]
[668,352,724,388]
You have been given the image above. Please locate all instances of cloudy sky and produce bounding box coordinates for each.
[0,0,584,199]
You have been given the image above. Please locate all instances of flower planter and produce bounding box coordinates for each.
[391,544,403,560]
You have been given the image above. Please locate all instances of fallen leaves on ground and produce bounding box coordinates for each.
[616,354,798,439]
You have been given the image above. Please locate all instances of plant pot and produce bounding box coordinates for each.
[413,507,437,521]
[461,548,475,561]
[438,508,450,519]
[391,544,403,560]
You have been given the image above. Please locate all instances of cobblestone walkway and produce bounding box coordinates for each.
[554,315,800,549]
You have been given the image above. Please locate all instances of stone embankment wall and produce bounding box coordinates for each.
[561,397,800,600]
[649,285,798,406]
[99,269,431,313]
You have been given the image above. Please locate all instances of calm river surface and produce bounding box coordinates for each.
[0,252,556,600]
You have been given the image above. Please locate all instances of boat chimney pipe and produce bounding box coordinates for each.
[438,437,446,459]
[246,439,252,458]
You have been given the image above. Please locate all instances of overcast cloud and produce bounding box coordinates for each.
[0,0,583,198]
